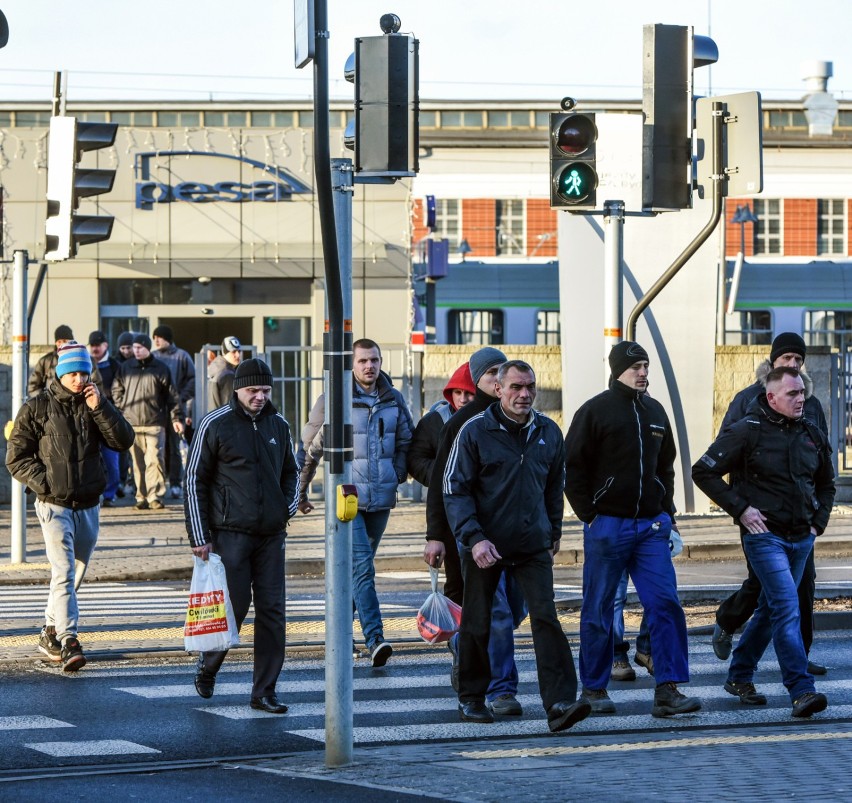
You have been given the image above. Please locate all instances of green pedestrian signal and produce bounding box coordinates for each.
[549,112,597,210]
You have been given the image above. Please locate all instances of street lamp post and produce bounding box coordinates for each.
[730,204,758,254]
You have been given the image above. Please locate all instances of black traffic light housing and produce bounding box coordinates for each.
[549,112,598,210]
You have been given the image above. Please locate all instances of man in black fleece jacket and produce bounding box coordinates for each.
[564,341,699,718]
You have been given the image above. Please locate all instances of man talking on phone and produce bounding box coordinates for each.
[6,341,134,671]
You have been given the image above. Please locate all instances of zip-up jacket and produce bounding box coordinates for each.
[406,402,451,486]
[155,342,195,419]
[564,379,677,523]
[443,403,565,557]
[426,387,495,546]
[720,360,827,435]
[112,355,182,428]
[6,379,134,509]
[692,394,835,538]
[184,397,299,546]
[299,372,413,511]
[207,354,236,411]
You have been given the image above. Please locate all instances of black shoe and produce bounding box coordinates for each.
[38,625,61,662]
[115,486,126,498]
[60,637,86,672]
[724,680,767,705]
[194,656,217,699]
[712,624,734,660]
[581,687,616,714]
[458,701,494,724]
[792,691,828,718]
[101,498,115,508]
[807,660,828,676]
[448,636,460,693]
[370,640,393,668]
[487,694,523,716]
[134,500,149,511]
[250,695,289,714]
[652,682,701,717]
[548,699,592,733]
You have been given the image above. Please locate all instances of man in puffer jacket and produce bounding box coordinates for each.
[6,342,134,672]
[711,332,828,674]
[298,338,413,667]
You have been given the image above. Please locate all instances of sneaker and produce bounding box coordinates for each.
[634,650,655,676]
[581,687,616,714]
[38,625,61,662]
[724,680,767,705]
[150,499,166,510]
[487,694,523,716]
[370,640,393,668]
[60,637,86,672]
[792,691,828,718]
[134,500,149,511]
[611,657,636,681]
[712,624,734,660]
[447,635,460,692]
[652,682,701,717]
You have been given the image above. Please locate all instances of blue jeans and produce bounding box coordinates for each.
[612,570,651,658]
[581,513,688,689]
[352,509,391,648]
[35,499,100,643]
[728,532,816,702]
[101,445,121,501]
[451,553,527,700]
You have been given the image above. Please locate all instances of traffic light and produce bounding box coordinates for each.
[344,15,419,178]
[44,116,118,261]
[549,112,597,210]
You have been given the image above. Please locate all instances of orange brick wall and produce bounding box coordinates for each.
[411,198,428,245]
[724,199,756,257]
[784,198,817,256]
[462,199,497,257]
[526,200,558,257]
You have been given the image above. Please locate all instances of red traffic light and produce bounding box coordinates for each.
[554,114,597,157]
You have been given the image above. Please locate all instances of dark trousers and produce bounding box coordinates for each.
[716,544,815,653]
[458,549,577,712]
[201,530,287,698]
[442,537,463,606]
[164,426,183,487]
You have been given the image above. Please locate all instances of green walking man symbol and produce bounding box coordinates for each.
[564,168,584,196]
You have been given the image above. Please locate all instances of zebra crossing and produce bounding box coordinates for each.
[1,633,848,769]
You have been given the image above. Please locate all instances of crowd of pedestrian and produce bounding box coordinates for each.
[6,328,834,728]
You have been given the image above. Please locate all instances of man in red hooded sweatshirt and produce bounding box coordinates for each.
[407,362,476,487]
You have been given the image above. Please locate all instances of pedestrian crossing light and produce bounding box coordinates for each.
[550,112,597,210]
[44,115,118,261]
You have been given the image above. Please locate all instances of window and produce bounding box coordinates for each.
[79,111,107,122]
[111,111,154,127]
[448,310,504,345]
[752,199,783,255]
[440,110,483,128]
[817,199,846,255]
[0,112,10,127]
[766,110,807,129]
[419,110,436,128]
[434,199,461,245]
[534,111,550,129]
[724,310,772,345]
[14,111,49,127]
[157,111,200,127]
[99,278,312,306]
[838,111,852,129]
[203,111,247,127]
[487,111,531,128]
[496,199,525,256]
[299,111,314,128]
[251,111,295,127]
[805,310,852,352]
[536,310,560,345]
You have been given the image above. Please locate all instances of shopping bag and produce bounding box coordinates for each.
[184,553,240,652]
[416,566,462,644]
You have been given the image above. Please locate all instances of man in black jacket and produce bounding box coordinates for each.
[88,330,123,506]
[712,332,827,674]
[443,360,590,732]
[692,366,835,718]
[112,333,183,511]
[564,341,699,718]
[184,358,299,713]
[6,342,134,671]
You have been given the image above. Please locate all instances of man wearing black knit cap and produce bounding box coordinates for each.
[28,325,75,397]
[711,332,828,675]
[185,357,299,714]
[564,341,700,718]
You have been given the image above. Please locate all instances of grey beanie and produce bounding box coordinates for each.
[469,347,507,386]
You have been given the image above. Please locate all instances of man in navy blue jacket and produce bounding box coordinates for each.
[443,360,590,733]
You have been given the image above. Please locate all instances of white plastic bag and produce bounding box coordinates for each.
[184,553,240,652]
[416,566,462,644]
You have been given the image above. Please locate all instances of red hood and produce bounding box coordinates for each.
[443,363,476,410]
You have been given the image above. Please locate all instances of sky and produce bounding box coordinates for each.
[0,0,848,104]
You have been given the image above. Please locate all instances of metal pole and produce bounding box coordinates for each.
[602,200,625,386]
[324,158,354,768]
[10,249,29,563]
[626,100,725,341]
[425,279,436,344]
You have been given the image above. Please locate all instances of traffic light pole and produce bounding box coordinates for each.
[323,158,355,768]
[10,249,29,563]
[626,101,725,341]
[602,200,625,385]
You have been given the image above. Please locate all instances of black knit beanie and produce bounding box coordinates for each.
[234,358,273,389]
[609,341,650,379]
[769,332,806,364]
